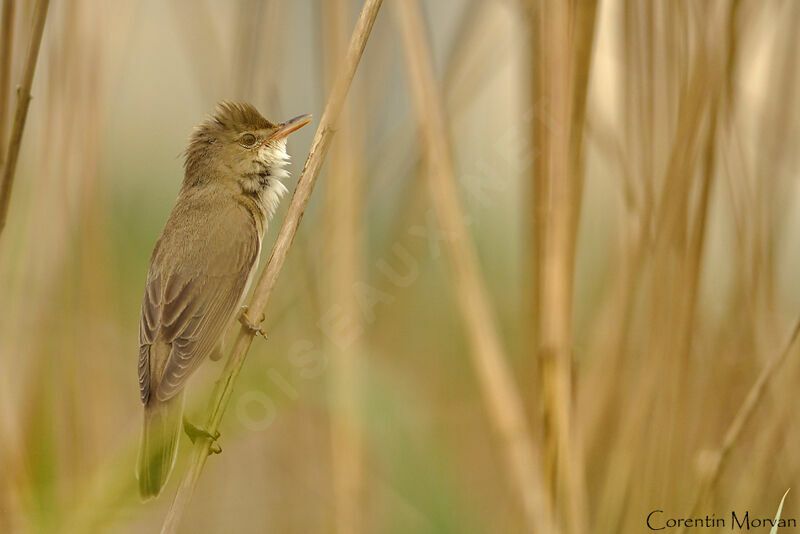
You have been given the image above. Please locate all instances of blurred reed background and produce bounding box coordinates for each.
[0,0,798,533]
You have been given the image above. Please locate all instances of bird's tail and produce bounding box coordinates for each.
[137,390,184,500]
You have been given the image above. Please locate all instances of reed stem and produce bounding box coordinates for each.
[0,0,16,164]
[394,1,554,531]
[159,1,384,532]
[679,317,800,534]
[0,0,48,237]
[323,0,366,532]
[529,0,589,530]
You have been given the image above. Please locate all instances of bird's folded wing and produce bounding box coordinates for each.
[138,229,258,404]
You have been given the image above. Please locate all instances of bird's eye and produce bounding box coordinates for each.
[241,133,257,147]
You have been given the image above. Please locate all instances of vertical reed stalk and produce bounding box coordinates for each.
[530,0,588,531]
[159,1,384,532]
[168,0,223,100]
[567,0,598,253]
[0,0,15,163]
[394,1,554,531]
[0,0,49,237]
[679,317,800,534]
[371,0,502,301]
[323,0,365,532]
[232,0,269,102]
[0,3,17,521]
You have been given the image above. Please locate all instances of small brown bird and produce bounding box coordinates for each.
[137,102,311,499]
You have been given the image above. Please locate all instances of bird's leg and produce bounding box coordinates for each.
[239,305,267,339]
[183,418,222,455]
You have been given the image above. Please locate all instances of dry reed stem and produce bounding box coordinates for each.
[323,0,365,532]
[232,0,268,102]
[584,8,674,512]
[679,0,735,389]
[372,0,502,300]
[595,8,727,525]
[394,1,554,532]
[0,0,48,237]
[159,1,384,532]
[563,2,597,531]
[526,0,544,386]
[566,0,598,257]
[0,0,15,163]
[440,0,493,112]
[657,2,730,486]
[530,0,588,531]
[168,0,224,100]
[679,317,800,534]
[750,1,799,349]
[0,1,16,521]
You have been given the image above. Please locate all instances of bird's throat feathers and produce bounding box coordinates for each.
[182,137,291,221]
[239,138,290,219]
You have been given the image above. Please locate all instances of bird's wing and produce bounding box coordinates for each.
[138,216,259,404]
[138,271,162,404]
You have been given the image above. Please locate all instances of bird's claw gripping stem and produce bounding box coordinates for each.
[239,305,267,339]
[183,418,222,455]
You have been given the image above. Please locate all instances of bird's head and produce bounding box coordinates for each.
[183,102,311,201]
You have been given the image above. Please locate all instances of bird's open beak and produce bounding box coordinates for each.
[266,114,313,142]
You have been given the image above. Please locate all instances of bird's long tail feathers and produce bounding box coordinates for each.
[137,390,184,500]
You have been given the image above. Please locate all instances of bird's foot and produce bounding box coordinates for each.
[183,418,222,455]
[239,305,267,340]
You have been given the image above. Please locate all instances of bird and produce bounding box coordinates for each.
[136,102,311,499]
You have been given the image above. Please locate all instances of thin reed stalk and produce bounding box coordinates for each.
[159,1,384,532]
[0,0,49,237]
[0,2,17,522]
[394,1,554,532]
[0,0,15,163]
[654,2,730,488]
[232,0,268,102]
[372,0,502,300]
[323,0,366,532]
[679,317,800,534]
[167,0,224,100]
[567,0,598,256]
[594,6,727,527]
[529,0,588,531]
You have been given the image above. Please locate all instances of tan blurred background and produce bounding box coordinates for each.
[0,0,799,533]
